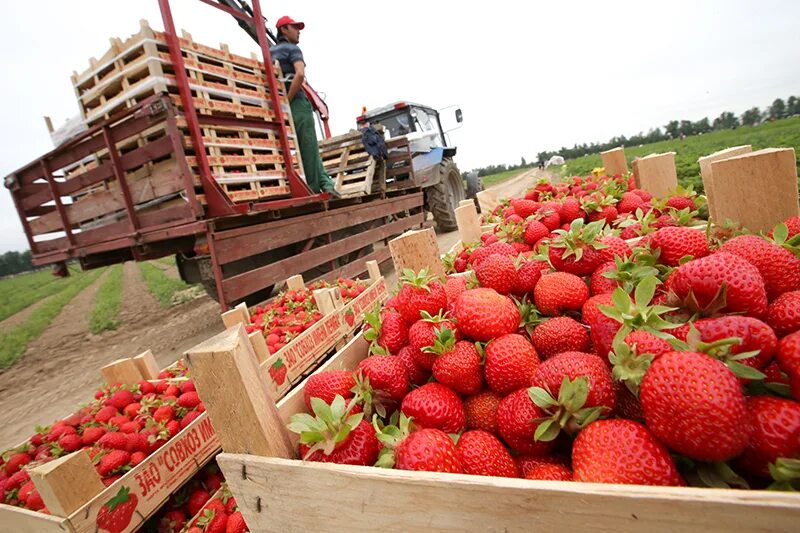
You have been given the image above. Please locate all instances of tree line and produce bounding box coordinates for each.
[534,95,799,164]
[0,250,35,277]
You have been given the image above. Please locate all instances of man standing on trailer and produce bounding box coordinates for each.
[271,16,339,197]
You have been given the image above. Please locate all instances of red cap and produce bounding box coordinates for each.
[276,16,305,30]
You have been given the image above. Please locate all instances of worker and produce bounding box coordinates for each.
[271,16,339,197]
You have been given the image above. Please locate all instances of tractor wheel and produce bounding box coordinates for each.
[425,159,464,232]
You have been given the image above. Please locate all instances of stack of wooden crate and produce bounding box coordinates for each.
[66,19,302,204]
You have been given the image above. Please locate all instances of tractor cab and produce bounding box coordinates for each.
[356,102,457,155]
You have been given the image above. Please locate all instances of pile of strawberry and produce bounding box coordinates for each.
[246,278,367,354]
[144,461,247,533]
[288,172,800,490]
[0,378,206,513]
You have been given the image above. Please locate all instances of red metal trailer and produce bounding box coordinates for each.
[5,0,424,310]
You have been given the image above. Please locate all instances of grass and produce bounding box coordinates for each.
[0,268,104,369]
[156,256,177,267]
[139,262,194,307]
[481,167,532,187]
[89,265,123,334]
[555,116,800,191]
[0,265,82,322]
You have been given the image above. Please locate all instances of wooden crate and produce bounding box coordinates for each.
[182,331,800,532]
[320,130,378,197]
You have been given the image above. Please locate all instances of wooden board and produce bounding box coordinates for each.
[389,228,447,281]
[455,202,482,245]
[632,152,678,198]
[698,145,752,222]
[601,146,628,176]
[708,148,798,232]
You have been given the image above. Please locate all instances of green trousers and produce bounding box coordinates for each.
[290,97,336,194]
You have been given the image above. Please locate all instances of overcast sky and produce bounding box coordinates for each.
[1,0,798,252]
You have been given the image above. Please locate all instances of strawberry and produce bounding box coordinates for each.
[736,396,800,478]
[429,331,484,395]
[512,259,545,297]
[355,355,410,415]
[95,405,119,424]
[130,451,147,467]
[5,453,31,476]
[617,191,644,214]
[5,469,30,491]
[177,391,201,409]
[454,288,520,342]
[648,226,709,266]
[531,317,590,359]
[25,488,45,511]
[668,252,768,318]
[581,293,619,358]
[535,203,562,231]
[523,219,549,246]
[376,415,462,473]
[464,390,503,434]
[776,331,800,400]
[187,488,211,516]
[469,241,516,266]
[534,272,589,316]
[484,333,540,395]
[303,370,356,411]
[226,511,248,533]
[510,198,540,218]
[395,269,447,323]
[528,352,615,440]
[721,234,800,300]
[559,198,583,223]
[96,486,138,533]
[364,308,408,354]
[573,419,684,486]
[495,388,555,456]
[82,426,106,446]
[523,462,573,481]
[665,194,696,211]
[291,396,380,466]
[456,430,519,478]
[106,389,136,411]
[97,450,131,477]
[154,405,176,423]
[58,433,82,453]
[640,351,751,461]
[396,345,431,386]
[181,410,204,429]
[598,235,632,263]
[547,219,607,276]
[474,253,517,294]
[766,290,800,338]
[158,510,187,533]
[613,381,645,421]
[400,383,465,433]
[630,188,652,202]
[407,311,458,357]
[98,432,130,451]
[589,261,621,295]
[268,359,287,385]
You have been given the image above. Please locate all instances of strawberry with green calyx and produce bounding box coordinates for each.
[396,269,448,324]
[597,276,682,349]
[721,229,800,300]
[374,413,463,473]
[303,370,356,411]
[547,219,608,276]
[516,295,543,336]
[665,184,700,212]
[494,217,526,243]
[288,395,380,466]
[96,486,138,533]
[426,328,483,395]
[769,458,800,491]
[737,396,800,479]
[511,256,545,297]
[528,351,615,441]
[531,316,590,359]
[267,358,287,386]
[591,251,661,296]
[408,310,458,355]
[400,382,465,433]
[353,356,409,418]
[454,288,521,342]
[363,305,408,355]
[581,195,618,225]
[618,207,657,239]
[677,458,751,490]
[608,338,657,397]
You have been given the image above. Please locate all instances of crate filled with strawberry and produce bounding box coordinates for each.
[189,167,800,530]
[143,459,248,533]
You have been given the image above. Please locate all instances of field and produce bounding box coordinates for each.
[481,167,533,187]
[554,116,800,191]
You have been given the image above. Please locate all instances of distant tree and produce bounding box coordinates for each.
[787,96,799,116]
[693,118,712,134]
[768,98,787,120]
[712,111,738,130]
[678,120,694,136]
[520,156,527,167]
[664,121,680,139]
[741,107,762,126]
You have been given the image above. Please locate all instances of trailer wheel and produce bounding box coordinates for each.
[425,158,463,232]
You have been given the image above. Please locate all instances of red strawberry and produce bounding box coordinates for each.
[106,389,136,411]
[649,226,709,266]
[475,253,517,294]
[512,259,545,297]
[495,388,555,456]
[395,269,447,323]
[456,430,519,477]
[97,486,138,533]
[97,450,131,477]
[364,309,409,354]
[303,370,356,411]
[598,235,632,263]
[776,331,800,400]
[510,198,540,218]
[298,418,381,466]
[226,511,248,533]
[737,396,800,478]
[454,288,520,342]
[464,390,503,434]
[531,317,590,359]
[668,252,767,318]
[573,419,684,486]
[617,191,644,214]
[581,293,620,359]
[666,194,696,211]
[268,359,287,385]
[177,391,201,409]
[154,405,176,423]
[469,242,516,266]
[130,451,147,467]
[589,261,621,295]
[535,203,561,231]
[377,417,462,473]
[559,198,583,223]
[400,383,465,433]
[187,488,211,516]
[355,355,410,412]
[25,488,45,511]
[766,290,800,338]
[158,510,187,533]
[534,272,589,316]
[524,462,573,481]
[407,313,458,356]
[58,433,82,453]
[98,432,129,451]
[523,219,549,246]
[547,220,607,276]
[95,405,119,424]
[82,426,106,446]
[430,334,484,395]
[640,351,751,461]
[396,345,431,386]
[5,453,31,476]
[181,410,204,429]
[484,333,540,395]
[721,235,800,300]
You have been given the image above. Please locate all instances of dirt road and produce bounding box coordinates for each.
[0,169,549,450]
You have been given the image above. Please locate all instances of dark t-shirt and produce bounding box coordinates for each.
[269,40,307,100]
